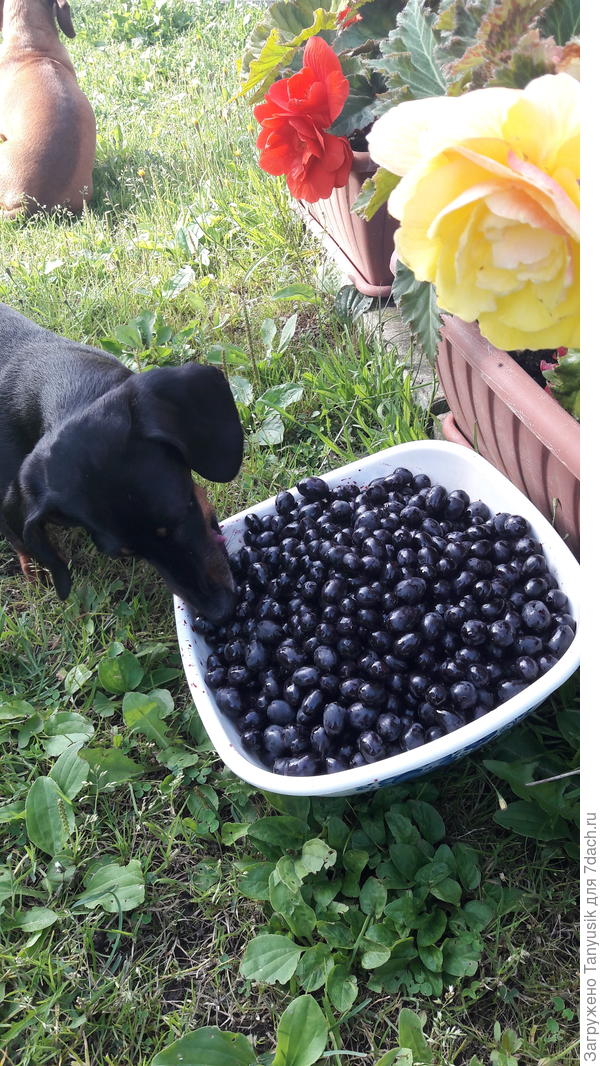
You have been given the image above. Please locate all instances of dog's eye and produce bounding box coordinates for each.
[155,527,168,538]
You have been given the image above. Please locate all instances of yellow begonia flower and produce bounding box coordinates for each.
[367,74,579,351]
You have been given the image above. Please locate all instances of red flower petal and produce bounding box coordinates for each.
[303,36,349,123]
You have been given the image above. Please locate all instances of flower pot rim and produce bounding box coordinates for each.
[439,314,580,477]
[349,149,378,176]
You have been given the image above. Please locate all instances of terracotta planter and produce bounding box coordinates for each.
[436,316,580,556]
[298,151,397,298]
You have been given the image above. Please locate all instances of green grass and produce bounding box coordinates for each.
[0,2,579,1064]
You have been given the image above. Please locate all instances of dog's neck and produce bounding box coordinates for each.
[1,0,68,61]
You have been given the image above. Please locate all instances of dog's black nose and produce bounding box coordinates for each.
[195,585,237,626]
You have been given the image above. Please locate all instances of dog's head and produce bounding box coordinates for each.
[2,364,244,623]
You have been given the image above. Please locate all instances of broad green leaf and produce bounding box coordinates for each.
[238,862,275,901]
[237,9,339,103]
[405,801,445,845]
[0,800,26,824]
[385,891,423,931]
[326,963,358,1012]
[0,866,14,906]
[240,934,303,985]
[295,839,336,879]
[540,0,580,44]
[462,900,494,933]
[151,1027,256,1066]
[272,284,317,302]
[372,0,447,98]
[330,74,381,138]
[316,920,355,950]
[159,746,199,773]
[341,849,369,896]
[191,860,222,894]
[248,816,307,859]
[274,856,303,894]
[389,843,425,882]
[391,263,441,365]
[43,711,94,757]
[353,167,401,222]
[0,699,37,721]
[295,943,334,992]
[385,807,422,846]
[163,265,196,299]
[252,409,285,446]
[25,778,74,855]
[397,1008,433,1063]
[122,691,171,750]
[11,907,60,933]
[494,801,570,841]
[260,318,277,357]
[278,314,298,353]
[453,843,481,892]
[49,748,89,800]
[416,908,447,947]
[18,714,44,749]
[80,748,147,788]
[98,651,144,694]
[360,877,387,917]
[415,862,451,887]
[257,382,303,411]
[272,995,328,1066]
[229,375,254,407]
[221,822,250,846]
[362,943,392,969]
[419,943,443,972]
[63,664,93,695]
[333,284,373,325]
[442,934,482,978]
[430,878,462,906]
[74,859,145,914]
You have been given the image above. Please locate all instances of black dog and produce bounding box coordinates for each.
[0,303,243,622]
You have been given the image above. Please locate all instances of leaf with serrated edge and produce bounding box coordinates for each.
[353,167,400,221]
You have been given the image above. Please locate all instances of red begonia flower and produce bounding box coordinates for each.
[254,36,353,203]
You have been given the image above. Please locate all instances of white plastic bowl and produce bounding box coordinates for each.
[175,441,580,797]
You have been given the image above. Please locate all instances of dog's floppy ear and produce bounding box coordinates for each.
[131,364,244,483]
[52,0,76,38]
[2,476,72,600]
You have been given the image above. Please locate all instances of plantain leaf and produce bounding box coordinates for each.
[25,777,74,856]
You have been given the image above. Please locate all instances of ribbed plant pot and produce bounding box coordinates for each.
[437,316,580,556]
[298,150,397,298]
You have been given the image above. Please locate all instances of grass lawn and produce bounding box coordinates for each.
[0,1,579,1063]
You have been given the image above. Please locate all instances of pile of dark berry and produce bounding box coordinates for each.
[195,468,576,778]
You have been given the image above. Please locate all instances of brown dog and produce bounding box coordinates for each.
[0,0,96,218]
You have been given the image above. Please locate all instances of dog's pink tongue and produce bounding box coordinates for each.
[211,529,226,548]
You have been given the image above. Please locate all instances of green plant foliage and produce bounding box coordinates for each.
[25,777,75,856]
[484,694,579,855]
[370,0,448,100]
[73,859,146,914]
[542,349,580,420]
[151,1027,256,1066]
[237,789,508,1001]
[352,167,401,221]
[272,995,329,1066]
[391,262,441,365]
